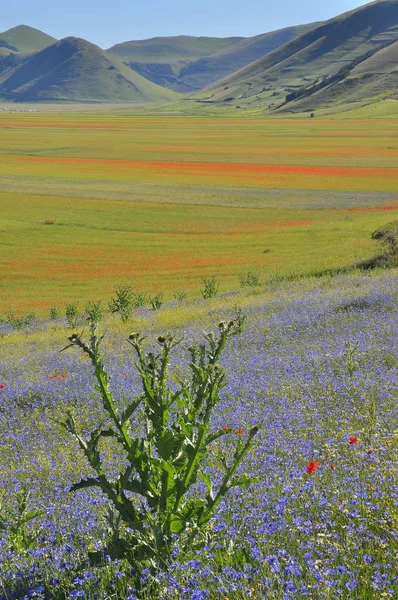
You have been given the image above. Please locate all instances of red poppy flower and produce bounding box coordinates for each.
[330,463,335,470]
[235,428,244,435]
[349,436,359,445]
[306,461,319,474]
[0,384,4,389]
[222,426,231,431]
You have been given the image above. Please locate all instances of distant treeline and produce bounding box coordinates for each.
[284,39,396,105]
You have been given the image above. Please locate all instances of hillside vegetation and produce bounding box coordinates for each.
[107,24,316,92]
[0,37,181,103]
[0,25,56,54]
[198,0,398,110]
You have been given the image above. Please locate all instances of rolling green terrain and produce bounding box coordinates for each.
[107,24,316,93]
[0,25,56,54]
[198,0,398,110]
[0,37,181,103]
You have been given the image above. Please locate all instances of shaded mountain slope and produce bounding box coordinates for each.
[282,40,398,111]
[0,37,181,103]
[198,0,398,104]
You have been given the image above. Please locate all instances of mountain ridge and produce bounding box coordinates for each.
[107,24,318,92]
[0,36,181,103]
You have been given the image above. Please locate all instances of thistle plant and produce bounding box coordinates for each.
[149,292,163,311]
[5,310,35,331]
[239,271,260,288]
[174,290,187,302]
[232,305,247,335]
[132,291,147,308]
[85,300,103,326]
[344,341,359,377]
[59,318,259,577]
[65,302,79,329]
[49,306,59,320]
[108,286,134,322]
[0,490,45,553]
[201,276,219,299]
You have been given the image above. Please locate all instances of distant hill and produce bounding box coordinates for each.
[107,24,316,93]
[0,37,181,103]
[0,25,56,54]
[197,0,398,108]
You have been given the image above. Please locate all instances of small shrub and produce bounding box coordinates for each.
[132,291,147,308]
[49,306,59,320]
[372,220,398,256]
[239,271,260,288]
[59,318,259,580]
[5,310,35,330]
[108,286,134,322]
[174,290,187,302]
[149,292,163,310]
[201,276,219,299]
[65,302,79,329]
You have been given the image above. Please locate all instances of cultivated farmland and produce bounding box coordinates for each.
[0,112,397,313]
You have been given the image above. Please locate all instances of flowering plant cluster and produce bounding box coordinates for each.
[58,317,259,581]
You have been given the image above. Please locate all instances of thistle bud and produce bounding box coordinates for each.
[218,321,226,331]
[129,332,139,341]
[69,333,79,342]
[158,335,166,344]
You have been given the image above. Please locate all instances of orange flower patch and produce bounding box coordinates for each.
[16,155,398,179]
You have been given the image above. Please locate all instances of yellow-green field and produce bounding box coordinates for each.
[1,111,397,313]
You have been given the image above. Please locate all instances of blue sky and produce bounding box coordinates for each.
[2,0,370,48]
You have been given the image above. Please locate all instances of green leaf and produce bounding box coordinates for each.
[157,431,178,460]
[169,513,183,534]
[121,396,143,425]
[200,471,214,501]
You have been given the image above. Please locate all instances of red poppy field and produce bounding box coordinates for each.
[0,112,397,312]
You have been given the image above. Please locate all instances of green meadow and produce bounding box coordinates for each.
[1,110,397,313]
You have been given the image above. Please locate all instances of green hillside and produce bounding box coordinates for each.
[107,24,316,92]
[197,0,398,106]
[0,37,181,103]
[107,35,243,92]
[282,40,398,112]
[0,25,56,54]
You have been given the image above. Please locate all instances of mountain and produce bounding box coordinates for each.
[0,37,181,103]
[107,36,244,92]
[107,24,317,93]
[0,25,56,54]
[197,0,398,107]
[282,38,398,111]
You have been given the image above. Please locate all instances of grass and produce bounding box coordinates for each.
[0,111,397,313]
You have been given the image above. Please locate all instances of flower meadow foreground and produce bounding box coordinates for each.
[0,270,397,599]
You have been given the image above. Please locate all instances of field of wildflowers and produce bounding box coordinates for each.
[0,268,397,599]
